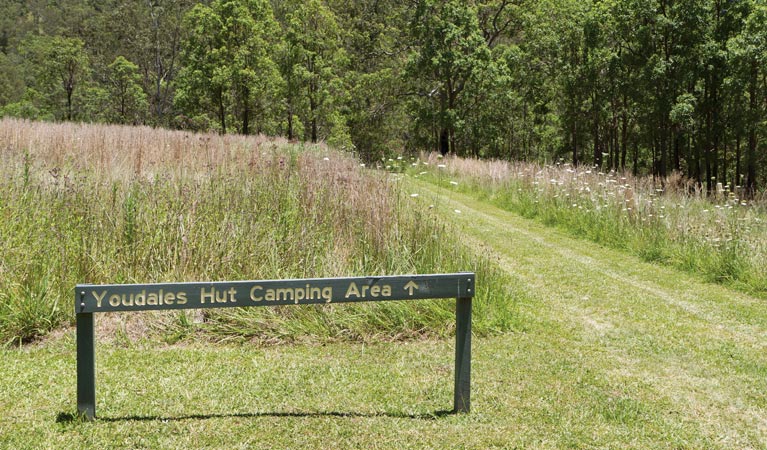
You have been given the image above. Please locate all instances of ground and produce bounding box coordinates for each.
[2,179,765,449]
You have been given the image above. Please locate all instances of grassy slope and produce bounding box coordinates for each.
[2,178,766,449]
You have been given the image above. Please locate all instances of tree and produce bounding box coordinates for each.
[106,56,148,124]
[327,0,411,160]
[176,0,281,134]
[408,0,494,156]
[19,35,90,121]
[729,3,767,195]
[275,0,348,144]
[0,51,23,107]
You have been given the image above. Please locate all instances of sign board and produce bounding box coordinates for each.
[75,274,474,313]
[75,273,474,420]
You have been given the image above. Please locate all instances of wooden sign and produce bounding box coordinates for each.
[75,274,475,313]
[75,273,474,420]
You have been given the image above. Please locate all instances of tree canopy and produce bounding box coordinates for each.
[1,0,766,192]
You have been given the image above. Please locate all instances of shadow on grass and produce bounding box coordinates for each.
[57,409,457,424]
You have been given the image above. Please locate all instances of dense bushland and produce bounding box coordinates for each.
[1,0,766,192]
[0,118,518,345]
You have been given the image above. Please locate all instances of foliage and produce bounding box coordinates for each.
[1,0,767,187]
[16,35,90,121]
[175,0,282,135]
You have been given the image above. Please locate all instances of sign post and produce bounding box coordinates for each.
[75,273,474,419]
[454,296,472,413]
[76,311,95,419]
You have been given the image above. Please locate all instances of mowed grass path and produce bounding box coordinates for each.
[411,179,767,448]
[2,180,766,449]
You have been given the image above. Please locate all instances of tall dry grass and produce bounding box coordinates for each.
[0,118,518,345]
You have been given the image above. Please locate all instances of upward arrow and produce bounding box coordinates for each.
[404,281,419,296]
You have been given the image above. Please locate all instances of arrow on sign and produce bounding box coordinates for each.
[404,281,419,296]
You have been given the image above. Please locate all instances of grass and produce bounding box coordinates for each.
[4,119,767,447]
[408,179,767,448]
[411,153,767,297]
[0,118,516,345]
[3,181,767,446]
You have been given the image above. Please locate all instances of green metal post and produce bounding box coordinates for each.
[76,313,96,420]
[454,297,472,413]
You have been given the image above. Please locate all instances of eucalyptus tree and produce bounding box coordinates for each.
[408,0,494,156]
[327,0,411,160]
[176,0,281,134]
[18,35,90,121]
[106,56,148,125]
[728,2,767,195]
[274,0,348,144]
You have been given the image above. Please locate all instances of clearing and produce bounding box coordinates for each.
[2,178,766,449]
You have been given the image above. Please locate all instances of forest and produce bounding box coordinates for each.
[1,0,766,193]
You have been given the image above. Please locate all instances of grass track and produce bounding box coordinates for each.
[411,179,767,448]
[2,179,766,449]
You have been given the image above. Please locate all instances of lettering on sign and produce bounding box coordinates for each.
[250,284,334,303]
[76,274,473,314]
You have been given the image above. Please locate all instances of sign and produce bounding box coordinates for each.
[75,273,475,313]
[75,273,474,420]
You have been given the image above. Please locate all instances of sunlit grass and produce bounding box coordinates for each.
[0,118,518,344]
[412,153,767,297]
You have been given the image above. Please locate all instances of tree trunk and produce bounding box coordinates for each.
[439,128,449,155]
[217,87,226,134]
[309,79,318,143]
[620,95,628,171]
[572,120,578,166]
[287,101,294,140]
[242,87,250,135]
[66,87,73,121]
[746,60,758,196]
[735,134,741,189]
[592,92,600,168]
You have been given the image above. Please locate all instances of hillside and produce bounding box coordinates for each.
[2,0,767,189]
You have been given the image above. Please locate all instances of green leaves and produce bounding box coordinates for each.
[17,35,90,121]
[176,0,281,134]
